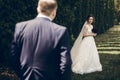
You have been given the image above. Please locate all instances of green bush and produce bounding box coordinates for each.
[0,0,115,66]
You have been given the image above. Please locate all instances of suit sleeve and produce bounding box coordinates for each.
[58,28,72,80]
[9,24,21,77]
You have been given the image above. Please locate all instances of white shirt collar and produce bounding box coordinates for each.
[37,14,52,21]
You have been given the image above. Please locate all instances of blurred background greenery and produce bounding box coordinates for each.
[0,0,120,80]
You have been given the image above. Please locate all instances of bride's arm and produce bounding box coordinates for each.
[83,26,97,37]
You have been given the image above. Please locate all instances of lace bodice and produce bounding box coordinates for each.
[87,25,93,32]
[84,24,93,34]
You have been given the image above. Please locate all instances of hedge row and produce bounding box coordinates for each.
[0,0,115,66]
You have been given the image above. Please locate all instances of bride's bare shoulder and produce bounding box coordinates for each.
[84,25,89,29]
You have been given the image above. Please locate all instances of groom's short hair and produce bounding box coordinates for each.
[38,0,57,16]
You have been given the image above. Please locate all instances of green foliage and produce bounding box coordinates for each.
[0,0,115,66]
[115,10,120,23]
[113,0,120,24]
[0,0,37,65]
[55,0,115,41]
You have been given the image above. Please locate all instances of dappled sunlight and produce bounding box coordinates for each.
[96,25,120,54]
[109,25,120,31]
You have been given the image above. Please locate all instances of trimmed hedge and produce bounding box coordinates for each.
[0,0,114,66]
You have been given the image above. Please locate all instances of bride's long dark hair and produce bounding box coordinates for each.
[86,14,98,33]
[86,14,94,21]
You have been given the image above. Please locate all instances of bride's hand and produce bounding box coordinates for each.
[93,33,97,36]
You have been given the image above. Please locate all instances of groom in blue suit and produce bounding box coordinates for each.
[10,0,71,80]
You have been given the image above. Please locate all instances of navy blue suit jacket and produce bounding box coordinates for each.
[10,17,71,80]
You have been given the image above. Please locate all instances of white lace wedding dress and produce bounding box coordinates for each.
[71,24,102,74]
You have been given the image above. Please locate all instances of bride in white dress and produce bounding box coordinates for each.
[71,14,102,74]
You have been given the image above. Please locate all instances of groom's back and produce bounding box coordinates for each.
[17,17,66,80]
